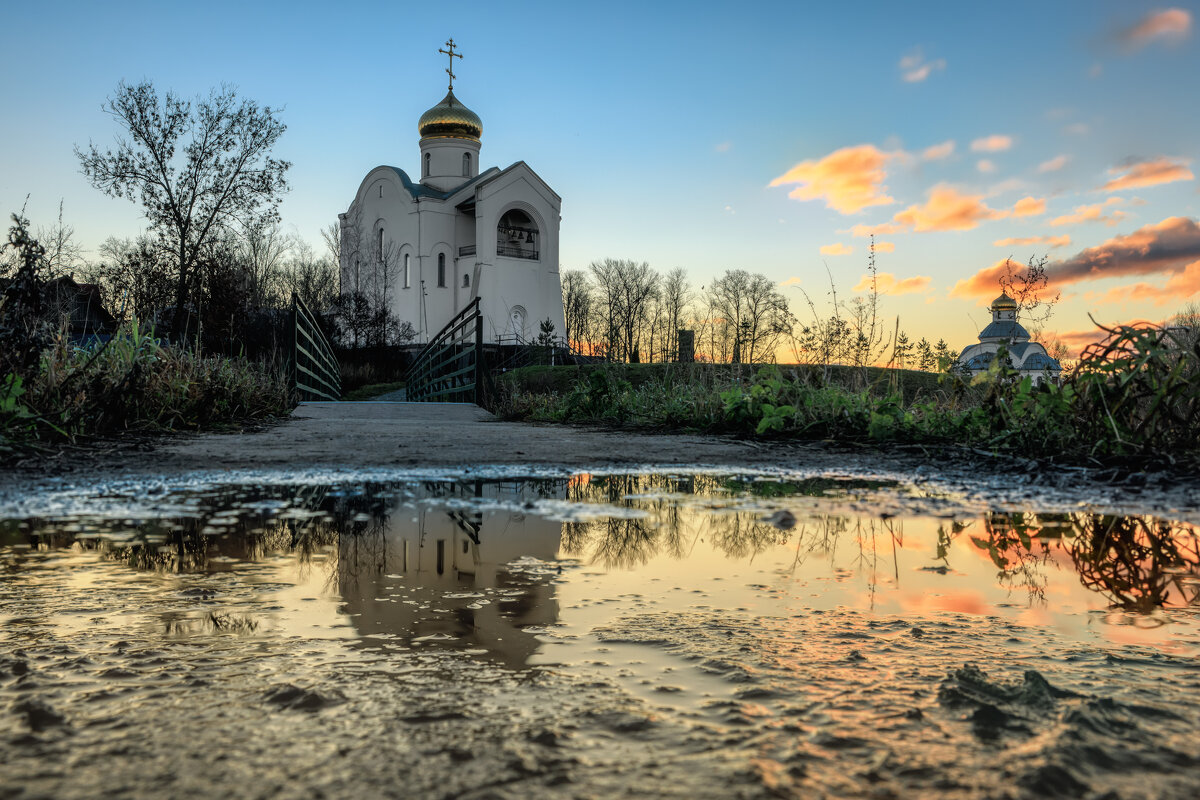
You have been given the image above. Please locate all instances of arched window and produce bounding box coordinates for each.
[462,152,471,177]
[437,253,446,287]
[423,152,431,178]
[377,228,384,262]
[462,273,470,288]
[496,209,539,260]
[403,253,410,288]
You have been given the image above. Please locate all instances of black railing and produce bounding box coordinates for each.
[496,245,538,260]
[458,244,476,257]
[290,292,341,401]
[405,297,485,404]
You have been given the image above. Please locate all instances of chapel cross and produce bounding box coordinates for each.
[439,39,463,90]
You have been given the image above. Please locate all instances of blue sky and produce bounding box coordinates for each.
[2,0,1198,351]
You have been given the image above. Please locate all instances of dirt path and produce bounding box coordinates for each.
[4,401,1200,520]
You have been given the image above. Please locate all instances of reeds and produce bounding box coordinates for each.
[1,320,293,452]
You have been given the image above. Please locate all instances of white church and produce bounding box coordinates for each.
[956,292,1062,384]
[339,40,566,345]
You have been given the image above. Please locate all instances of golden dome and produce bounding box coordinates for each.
[418,90,482,141]
[991,292,1018,310]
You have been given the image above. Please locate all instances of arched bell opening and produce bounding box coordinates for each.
[496,209,539,260]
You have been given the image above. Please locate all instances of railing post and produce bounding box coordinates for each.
[474,305,484,405]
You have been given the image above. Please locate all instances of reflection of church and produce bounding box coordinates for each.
[339,39,566,344]
[335,481,564,669]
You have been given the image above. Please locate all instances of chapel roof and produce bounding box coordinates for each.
[418,90,482,141]
[978,319,1031,341]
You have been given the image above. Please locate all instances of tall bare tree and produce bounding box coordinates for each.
[76,80,290,339]
[706,269,793,363]
[560,269,592,352]
[588,258,659,362]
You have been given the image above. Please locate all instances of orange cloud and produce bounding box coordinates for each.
[769,144,897,214]
[1095,261,1200,306]
[893,184,1007,232]
[779,276,803,288]
[852,272,932,295]
[954,216,1200,299]
[993,235,1071,249]
[971,135,1013,153]
[1119,8,1192,50]
[949,258,1020,300]
[819,243,852,256]
[1049,197,1126,227]
[873,241,896,253]
[1012,196,1046,217]
[1037,155,1069,173]
[977,159,997,174]
[847,221,905,237]
[922,140,955,161]
[1099,157,1194,192]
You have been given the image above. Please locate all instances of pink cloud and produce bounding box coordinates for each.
[1118,8,1192,50]
[852,272,932,295]
[1099,157,1194,192]
[971,135,1013,153]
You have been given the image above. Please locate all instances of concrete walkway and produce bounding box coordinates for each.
[133,401,776,474]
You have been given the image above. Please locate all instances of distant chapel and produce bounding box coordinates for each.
[339,40,565,344]
[956,292,1062,384]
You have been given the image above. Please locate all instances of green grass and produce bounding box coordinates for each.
[341,381,406,401]
[491,328,1200,467]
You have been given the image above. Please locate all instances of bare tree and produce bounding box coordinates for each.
[706,269,793,363]
[83,235,175,323]
[76,80,290,339]
[588,259,660,362]
[660,267,691,361]
[560,269,592,352]
[284,239,339,313]
[998,255,1061,342]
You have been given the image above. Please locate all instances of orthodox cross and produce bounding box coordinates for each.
[439,39,463,90]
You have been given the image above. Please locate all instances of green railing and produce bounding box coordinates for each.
[290,292,341,402]
[405,297,484,404]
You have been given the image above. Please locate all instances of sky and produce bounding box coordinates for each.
[2,0,1198,354]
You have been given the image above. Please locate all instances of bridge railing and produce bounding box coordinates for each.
[290,292,341,402]
[405,297,484,404]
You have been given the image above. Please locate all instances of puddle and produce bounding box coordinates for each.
[2,472,1199,799]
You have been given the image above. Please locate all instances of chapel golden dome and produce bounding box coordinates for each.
[418,90,482,141]
[991,292,1018,310]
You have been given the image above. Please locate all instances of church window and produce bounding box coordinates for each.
[423,152,431,178]
[437,253,446,287]
[377,228,384,262]
[462,152,471,177]
[496,209,539,260]
[404,253,410,288]
[378,185,382,198]
[463,273,470,288]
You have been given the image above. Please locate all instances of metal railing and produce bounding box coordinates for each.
[496,244,538,260]
[405,297,485,404]
[458,244,476,257]
[290,292,341,401]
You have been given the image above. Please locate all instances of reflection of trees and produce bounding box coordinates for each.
[1066,513,1200,612]
[973,512,1200,611]
[972,514,1052,604]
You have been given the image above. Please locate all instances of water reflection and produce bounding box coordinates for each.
[2,474,1199,666]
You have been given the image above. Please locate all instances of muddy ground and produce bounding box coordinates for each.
[4,401,1199,523]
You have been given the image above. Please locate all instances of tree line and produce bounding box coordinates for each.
[562,258,961,371]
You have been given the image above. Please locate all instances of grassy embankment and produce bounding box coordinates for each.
[1,322,293,457]
[495,324,1200,466]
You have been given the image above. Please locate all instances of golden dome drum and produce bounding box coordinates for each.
[418,90,482,141]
